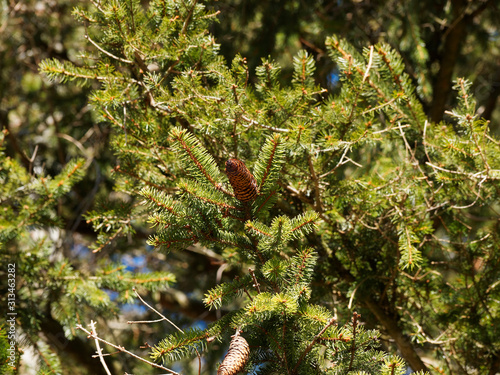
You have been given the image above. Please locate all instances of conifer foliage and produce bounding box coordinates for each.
[30,0,500,374]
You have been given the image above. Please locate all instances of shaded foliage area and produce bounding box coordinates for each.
[211,0,500,126]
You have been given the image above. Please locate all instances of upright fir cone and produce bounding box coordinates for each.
[225,158,258,202]
[217,334,250,375]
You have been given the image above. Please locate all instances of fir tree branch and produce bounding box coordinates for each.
[361,96,398,115]
[253,190,278,217]
[457,79,490,171]
[376,46,423,130]
[245,222,272,237]
[181,0,198,36]
[255,134,282,191]
[348,312,360,371]
[92,226,123,253]
[140,187,178,215]
[182,184,240,214]
[307,155,323,212]
[40,58,137,83]
[293,317,336,373]
[169,127,226,191]
[115,165,176,193]
[290,213,317,237]
[204,278,250,310]
[290,248,317,286]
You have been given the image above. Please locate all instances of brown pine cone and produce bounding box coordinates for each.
[225,158,258,202]
[217,334,250,375]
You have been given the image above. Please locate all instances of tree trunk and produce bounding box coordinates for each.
[363,296,428,372]
[429,1,468,123]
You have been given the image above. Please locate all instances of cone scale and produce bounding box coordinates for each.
[225,158,258,202]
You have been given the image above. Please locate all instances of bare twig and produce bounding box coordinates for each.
[240,115,290,133]
[422,120,431,163]
[131,288,203,375]
[128,318,166,324]
[89,0,105,13]
[57,133,86,155]
[27,145,39,175]
[84,34,133,64]
[89,321,112,375]
[426,162,499,180]
[348,279,368,310]
[249,268,261,294]
[76,323,180,374]
[372,123,410,134]
[235,276,253,301]
[361,97,398,115]
[131,288,183,333]
[362,45,374,85]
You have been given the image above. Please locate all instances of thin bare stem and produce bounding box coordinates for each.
[348,312,361,371]
[240,115,290,133]
[362,45,374,84]
[235,276,253,301]
[76,323,180,374]
[84,34,133,64]
[132,288,203,375]
[132,288,183,333]
[249,268,261,293]
[89,321,112,375]
[128,318,166,324]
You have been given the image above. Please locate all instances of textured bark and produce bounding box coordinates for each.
[429,0,469,123]
[429,0,494,123]
[481,66,500,122]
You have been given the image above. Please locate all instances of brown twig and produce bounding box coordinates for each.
[348,312,360,371]
[293,317,336,373]
[181,0,198,35]
[249,268,261,293]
